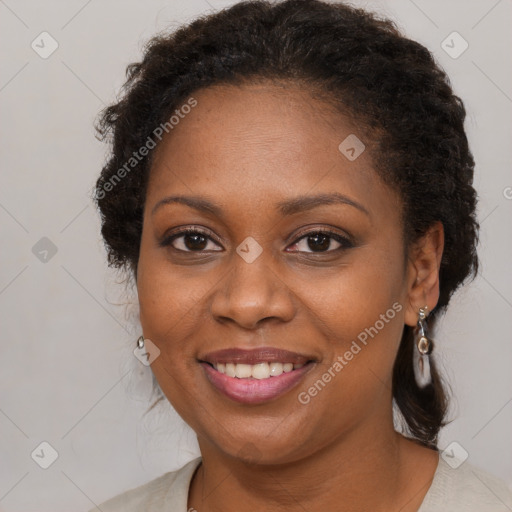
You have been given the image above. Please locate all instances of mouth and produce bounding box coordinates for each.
[199,347,316,404]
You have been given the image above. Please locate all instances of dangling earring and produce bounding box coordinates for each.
[413,307,433,388]
[137,335,145,349]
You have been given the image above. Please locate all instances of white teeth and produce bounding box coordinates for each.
[234,364,252,378]
[213,361,306,379]
[225,363,236,377]
[269,362,283,377]
[252,362,270,380]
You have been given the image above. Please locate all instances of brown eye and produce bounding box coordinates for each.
[161,228,223,253]
[287,230,353,253]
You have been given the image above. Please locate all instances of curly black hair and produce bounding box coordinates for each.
[93,0,479,449]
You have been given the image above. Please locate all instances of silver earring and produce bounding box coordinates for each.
[413,307,433,388]
[137,335,145,349]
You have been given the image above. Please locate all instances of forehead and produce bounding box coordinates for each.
[147,82,398,222]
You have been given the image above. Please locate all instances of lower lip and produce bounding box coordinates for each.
[201,362,313,404]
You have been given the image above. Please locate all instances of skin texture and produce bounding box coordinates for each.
[136,83,444,511]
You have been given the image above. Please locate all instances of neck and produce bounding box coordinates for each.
[189,418,437,512]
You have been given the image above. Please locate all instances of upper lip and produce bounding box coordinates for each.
[200,347,314,365]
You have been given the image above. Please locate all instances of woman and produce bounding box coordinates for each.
[91,0,512,510]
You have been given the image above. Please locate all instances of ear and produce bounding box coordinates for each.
[404,221,444,327]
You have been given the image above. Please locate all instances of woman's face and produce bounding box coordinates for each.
[137,82,416,464]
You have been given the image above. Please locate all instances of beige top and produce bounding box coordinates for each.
[90,455,512,511]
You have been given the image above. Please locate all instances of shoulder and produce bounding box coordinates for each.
[420,455,512,512]
[88,457,202,512]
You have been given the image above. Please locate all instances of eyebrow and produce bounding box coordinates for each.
[151,192,369,218]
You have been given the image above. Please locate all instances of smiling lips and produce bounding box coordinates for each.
[200,347,314,404]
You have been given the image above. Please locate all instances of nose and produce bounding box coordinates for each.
[210,250,296,330]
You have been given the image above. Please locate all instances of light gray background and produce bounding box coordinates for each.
[1,0,511,510]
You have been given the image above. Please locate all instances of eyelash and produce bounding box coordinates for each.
[160,227,354,254]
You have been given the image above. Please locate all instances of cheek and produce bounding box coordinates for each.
[136,244,210,426]
[291,272,405,443]
[298,247,406,382]
[137,268,195,411]
[306,252,405,333]
[137,234,211,346]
